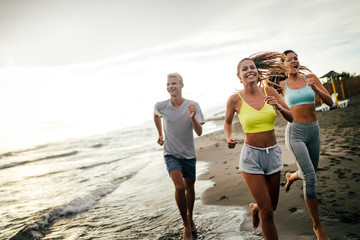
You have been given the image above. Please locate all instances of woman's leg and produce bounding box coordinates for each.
[242,172,279,240]
[286,122,328,239]
[249,171,281,229]
[305,198,329,240]
[284,171,300,192]
[284,123,301,192]
[266,171,281,211]
[305,124,328,239]
[286,122,317,199]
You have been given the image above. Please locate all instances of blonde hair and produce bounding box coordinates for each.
[237,52,290,86]
[167,72,183,84]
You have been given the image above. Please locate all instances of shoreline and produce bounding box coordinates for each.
[195,94,360,239]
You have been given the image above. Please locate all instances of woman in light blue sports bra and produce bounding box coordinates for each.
[277,50,332,240]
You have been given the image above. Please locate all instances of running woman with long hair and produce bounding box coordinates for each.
[271,50,332,240]
[225,52,293,239]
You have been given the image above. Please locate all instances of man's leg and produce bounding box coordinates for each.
[185,178,196,232]
[170,170,193,240]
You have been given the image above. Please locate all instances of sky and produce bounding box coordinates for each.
[0,0,359,151]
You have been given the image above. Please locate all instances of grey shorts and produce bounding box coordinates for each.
[164,154,196,179]
[239,142,283,175]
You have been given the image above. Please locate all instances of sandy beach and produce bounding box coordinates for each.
[195,94,360,239]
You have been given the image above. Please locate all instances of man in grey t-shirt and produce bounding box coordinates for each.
[154,72,204,240]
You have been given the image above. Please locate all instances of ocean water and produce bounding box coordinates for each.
[0,121,262,240]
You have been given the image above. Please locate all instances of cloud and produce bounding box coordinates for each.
[0,0,245,67]
[1,0,359,150]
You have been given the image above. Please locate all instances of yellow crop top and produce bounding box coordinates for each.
[237,86,276,133]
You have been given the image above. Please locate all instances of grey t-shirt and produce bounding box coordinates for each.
[154,99,205,159]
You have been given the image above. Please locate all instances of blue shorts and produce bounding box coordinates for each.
[164,154,196,179]
[240,142,283,175]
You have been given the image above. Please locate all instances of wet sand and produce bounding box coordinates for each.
[195,94,360,239]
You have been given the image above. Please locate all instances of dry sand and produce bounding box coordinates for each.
[195,94,360,239]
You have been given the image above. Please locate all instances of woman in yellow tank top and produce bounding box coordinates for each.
[224,52,293,240]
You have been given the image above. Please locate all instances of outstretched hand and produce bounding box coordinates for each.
[188,104,197,119]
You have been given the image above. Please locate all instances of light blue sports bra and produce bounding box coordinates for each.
[284,75,315,108]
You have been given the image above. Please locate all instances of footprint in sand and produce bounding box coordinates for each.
[289,207,297,213]
[348,191,356,197]
[318,166,330,171]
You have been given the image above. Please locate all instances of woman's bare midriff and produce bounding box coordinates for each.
[245,130,276,148]
[291,104,317,123]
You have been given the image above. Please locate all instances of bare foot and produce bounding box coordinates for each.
[314,226,329,240]
[285,172,298,192]
[249,203,260,229]
[183,225,193,240]
[189,218,197,234]
[183,221,193,240]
